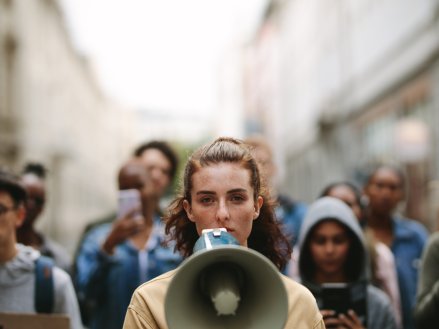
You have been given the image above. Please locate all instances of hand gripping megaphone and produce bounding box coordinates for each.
[165,228,288,329]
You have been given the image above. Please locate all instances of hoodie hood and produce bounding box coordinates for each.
[0,243,40,287]
[297,197,368,287]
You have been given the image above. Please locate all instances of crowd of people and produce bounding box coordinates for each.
[0,136,438,329]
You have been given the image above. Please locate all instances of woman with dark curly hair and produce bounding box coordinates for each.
[123,137,324,329]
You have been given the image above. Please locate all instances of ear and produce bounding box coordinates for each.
[253,196,264,220]
[183,199,195,222]
[14,205,26,228]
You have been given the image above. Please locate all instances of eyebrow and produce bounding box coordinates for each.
[0,202,13,209]
[196,191,215,195]
[195,188,248,195]
[227,188,248,194]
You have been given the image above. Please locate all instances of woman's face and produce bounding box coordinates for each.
[309,220,351,281]
[183,162,263,247]
[364,168,403,216]
[138,148,172,198]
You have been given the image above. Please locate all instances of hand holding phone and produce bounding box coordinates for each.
[102,189,144,254]
[321,282,367,328]
[321,309,365,329]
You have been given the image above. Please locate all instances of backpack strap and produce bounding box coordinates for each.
[34,256,54,313]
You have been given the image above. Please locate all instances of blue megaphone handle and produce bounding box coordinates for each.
[193,228,240,253]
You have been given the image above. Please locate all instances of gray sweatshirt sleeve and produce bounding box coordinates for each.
[367,285,398,329]
[53,267,83,329]
[415,232,439,329]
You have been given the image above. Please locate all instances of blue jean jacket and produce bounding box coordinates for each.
[75,216,182,329]
[391,216,428,329]
[275,196,307,247]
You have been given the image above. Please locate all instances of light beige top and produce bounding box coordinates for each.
[123,269,325,329]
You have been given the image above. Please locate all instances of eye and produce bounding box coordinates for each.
[230,194,246,202]
[199,196,213,204]
[312,236,326,245]
[388,184,399,191]
[333,235,349,245]
[161,168,170,176]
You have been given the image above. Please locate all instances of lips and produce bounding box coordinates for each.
[322,260,339,268]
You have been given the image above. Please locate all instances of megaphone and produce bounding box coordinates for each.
[165,228,288,329]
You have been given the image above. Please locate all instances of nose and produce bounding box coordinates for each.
[216,200,230,224]
[324,241,335,254]
[149,168,160,181]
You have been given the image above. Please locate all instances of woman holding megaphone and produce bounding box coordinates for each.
[123,137,324,329]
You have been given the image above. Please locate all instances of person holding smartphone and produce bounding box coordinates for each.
[74,158,182,329]
[296,196,397,329]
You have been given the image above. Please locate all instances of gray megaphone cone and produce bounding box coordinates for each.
[165,229,288,329]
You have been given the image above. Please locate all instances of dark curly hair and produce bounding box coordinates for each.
[133,140,179,181]
[22,162,47,179]
[164,137,291,270]
[0,167,27,206]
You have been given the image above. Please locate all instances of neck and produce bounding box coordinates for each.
[16,227,41,246]
[367,210,393,229]
[142,198,159,225]
[142,203,156,225]
[0,241,18,263]
[130,221,154,250]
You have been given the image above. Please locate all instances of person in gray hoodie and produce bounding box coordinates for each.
[296,196,397,329]
[0,167,82,329]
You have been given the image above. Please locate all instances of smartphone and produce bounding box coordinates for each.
[321,283,350,315]
[117,189,142,221]
[321,282,367,326]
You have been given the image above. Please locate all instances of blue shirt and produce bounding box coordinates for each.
[75,216,182,329]
[275,195,307,247]
[391,216,428,329]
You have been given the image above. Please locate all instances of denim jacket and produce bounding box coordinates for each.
[391,215,428,329]
[275,195,307,247]
[75,215,182,329]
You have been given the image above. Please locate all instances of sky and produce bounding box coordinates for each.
[60,0,268,118]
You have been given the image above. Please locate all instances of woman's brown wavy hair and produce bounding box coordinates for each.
[164,137,291,270]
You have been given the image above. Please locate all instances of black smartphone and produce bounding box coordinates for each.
[321,282,367,327]
[321,283,350,315]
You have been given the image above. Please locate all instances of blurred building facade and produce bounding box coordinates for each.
[0,0,144,252]
[243,0,439,230]
[136,109,213,145]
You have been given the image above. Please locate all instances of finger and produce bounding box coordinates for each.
[339,312,364,329]
[125,206,142,219]
[338,313,355,328]
[134,221,146,232]
[324,317,341,327]
[114,218,143,237]
[321,309,336,318]
[346,310,361,324]
[124,220,145,234]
